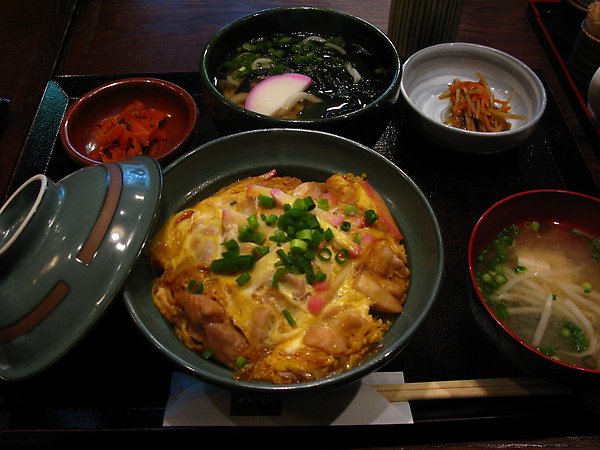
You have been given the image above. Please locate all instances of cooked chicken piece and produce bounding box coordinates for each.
[178,290,249,368]
[303,324,348,355]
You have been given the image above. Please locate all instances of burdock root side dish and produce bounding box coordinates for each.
[148,170,410,384]
[439,72,526,132]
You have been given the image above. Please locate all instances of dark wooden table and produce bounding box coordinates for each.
[1,0,599,201]
[1,0,600,448]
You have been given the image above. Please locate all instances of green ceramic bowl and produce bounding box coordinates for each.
[199,7,402,147]
[123,129,444,394]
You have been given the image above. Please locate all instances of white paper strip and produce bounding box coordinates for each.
[163,371,413,426]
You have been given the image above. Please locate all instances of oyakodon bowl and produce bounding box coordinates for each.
[123,128,444,394]
[199,7,402,147]
[468,190,600,386]
[400,43,546,153]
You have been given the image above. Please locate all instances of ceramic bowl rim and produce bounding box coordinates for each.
[467,188,600,376]
[60,77,198,166]
[199,6,402,125]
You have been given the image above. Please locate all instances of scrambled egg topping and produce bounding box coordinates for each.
[149,170,410,384]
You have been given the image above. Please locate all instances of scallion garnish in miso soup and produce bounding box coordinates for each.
[475,221,600,370]
[214,32,389,119]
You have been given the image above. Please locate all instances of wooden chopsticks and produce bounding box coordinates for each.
[372,377,572,402]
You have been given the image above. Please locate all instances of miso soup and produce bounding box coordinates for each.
[214,32,389,119]
[475,221,600,370]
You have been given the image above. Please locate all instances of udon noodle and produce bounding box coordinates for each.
[475,221,600,369]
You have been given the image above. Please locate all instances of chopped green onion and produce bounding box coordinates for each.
[223,239,240,252]
[489,300,509,320]
[344,204,357,216]
[270,229,287,244]
[262,213,279,226]
[201,348,214,359]
[324,228,334,242]
[258,194,276,208]
[493,273,507,285]
[340,221,351,231]
[276,248,294,266]
[317,198,330,210]
[514,265,527,273]
[538,346,557,358]
[187,279,204,294]
[295,228,313,241]
[561,322,589,351]
[290,238,308,251]
[353,233,362,243]
[252,245,269,259]
[303,196,316,211]
[210,254,255,273]
[582,281,593,294]
[364,209,378,225]
[282,308,297,326]
[247,214,260,229]
[315,271,327,282]
[236,272,251,286]
[238,225,265,244]
[335,248,349,264]
[481,273,494,284]
[235,356,247,369]
[318,247,332,261]
[293,198,307,212]
[590,238,600,262]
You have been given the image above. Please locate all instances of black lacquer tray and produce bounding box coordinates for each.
[2,71,600,448]
[528,0,600,144]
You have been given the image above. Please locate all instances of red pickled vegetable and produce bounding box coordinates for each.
[89,99,167,162]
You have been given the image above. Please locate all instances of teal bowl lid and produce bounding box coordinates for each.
[0,155,162,381]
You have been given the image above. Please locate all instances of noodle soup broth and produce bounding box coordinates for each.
[214,32,390,119]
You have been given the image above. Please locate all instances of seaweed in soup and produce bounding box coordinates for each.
[215,32,389,119]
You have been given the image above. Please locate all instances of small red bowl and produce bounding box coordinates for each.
[468,189,600,386]
[60,77,198,166]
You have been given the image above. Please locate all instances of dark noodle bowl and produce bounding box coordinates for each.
[199,7,402,146]
[468,189,600,387]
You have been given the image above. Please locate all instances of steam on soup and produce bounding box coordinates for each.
[214,32,390,119]
[474,220,600,370]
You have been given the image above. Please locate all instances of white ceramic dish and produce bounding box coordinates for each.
[0,156,162,381]
[588,65,600,122]
[400,42,547,153]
